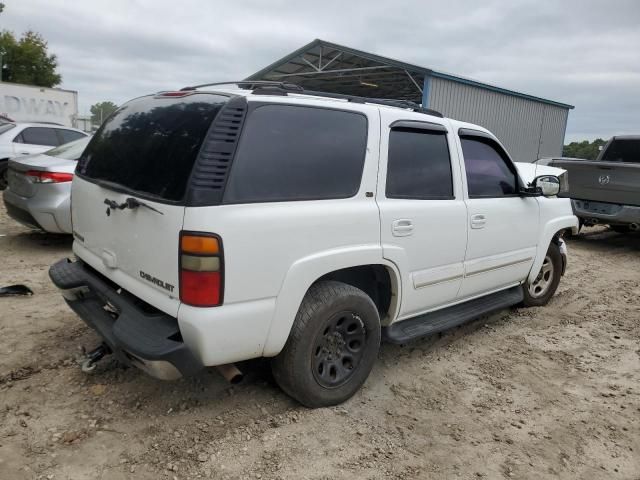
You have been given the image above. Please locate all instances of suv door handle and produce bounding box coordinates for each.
[470,214,487,229]
[392,219,414,237]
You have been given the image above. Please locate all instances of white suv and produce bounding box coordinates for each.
[49,82,578,407]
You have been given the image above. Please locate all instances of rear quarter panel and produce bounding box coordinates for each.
[178,104,385,364]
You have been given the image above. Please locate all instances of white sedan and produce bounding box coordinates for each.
[0,122,88,189]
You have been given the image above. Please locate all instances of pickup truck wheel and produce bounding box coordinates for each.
[271,280,381,408]
[521,242,562,307]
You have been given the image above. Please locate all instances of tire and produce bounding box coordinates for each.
[610,225,632,233]
[520,241,562,307]
[0,160,8,190]
[271,280,381,408]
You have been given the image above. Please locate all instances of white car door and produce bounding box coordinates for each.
[13,126,59,156]
[456,129,539,299]
[377,113,468,320]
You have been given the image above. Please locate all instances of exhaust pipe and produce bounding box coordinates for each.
[215,363,243,384]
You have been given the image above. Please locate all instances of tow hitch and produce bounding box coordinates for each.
[77,343,111,373]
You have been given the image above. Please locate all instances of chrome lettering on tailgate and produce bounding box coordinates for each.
[139,271,175,293]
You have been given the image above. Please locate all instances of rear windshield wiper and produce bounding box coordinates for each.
[104,197,164,215]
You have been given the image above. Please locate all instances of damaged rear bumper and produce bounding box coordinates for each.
[49,258,202,380]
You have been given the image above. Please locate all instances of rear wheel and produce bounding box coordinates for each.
[271,281,381,408]
[520,242,562,307]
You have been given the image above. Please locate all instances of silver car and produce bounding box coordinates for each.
[0,122,88,189]
[3,136,90,234]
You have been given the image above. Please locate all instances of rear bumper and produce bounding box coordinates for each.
[572,199,640,225]
[3,187,72,234]
[49,258,202,380]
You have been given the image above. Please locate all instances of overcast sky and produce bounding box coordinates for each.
[2,0,639,142]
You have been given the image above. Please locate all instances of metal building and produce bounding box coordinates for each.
[247,39,574,163]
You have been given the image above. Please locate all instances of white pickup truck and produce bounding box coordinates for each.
[49,82,578,407]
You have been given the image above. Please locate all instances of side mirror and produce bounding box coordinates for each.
[532,175,560,197]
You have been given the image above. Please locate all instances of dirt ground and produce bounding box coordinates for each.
[0,205,638,480]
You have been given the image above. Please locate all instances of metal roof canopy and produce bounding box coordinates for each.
[247,39,574,110]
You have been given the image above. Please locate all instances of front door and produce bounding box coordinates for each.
[14,127,59,156]
[377,113,468,320]
[457,131,539,299]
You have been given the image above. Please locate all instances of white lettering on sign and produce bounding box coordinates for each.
[2,95,69,118]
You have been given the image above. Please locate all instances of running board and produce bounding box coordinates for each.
[382,286,523,344]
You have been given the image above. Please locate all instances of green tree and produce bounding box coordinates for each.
[0,29,61,86]
[90,101,118,125]
[563,138,607,160]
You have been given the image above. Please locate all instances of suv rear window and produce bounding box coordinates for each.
[223,105,367,203]
[600,139,640,163]
[78,93,227,202]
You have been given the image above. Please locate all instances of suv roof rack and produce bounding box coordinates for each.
[180,81,303,93]
[179,81,443,117]
[300,90,443,118]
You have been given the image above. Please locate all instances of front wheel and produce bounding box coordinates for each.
[271,281,381,408]
[520,242,562,307]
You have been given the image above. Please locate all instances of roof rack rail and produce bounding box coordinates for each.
[179,80,443,117]
[300,90,443,117]
[180,80,303,92]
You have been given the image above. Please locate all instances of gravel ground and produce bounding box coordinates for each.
[0,204,639,480]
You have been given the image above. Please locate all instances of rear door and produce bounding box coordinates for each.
[376,113,468,319]
[72,93,228,317]
[457,130,538,299]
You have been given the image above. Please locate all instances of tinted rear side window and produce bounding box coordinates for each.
[19,127,59,146]
[600,139,640,163]
[223,105,367,203]
[386,128,453,199]
[78,94,227,202]
[58,129,87,144]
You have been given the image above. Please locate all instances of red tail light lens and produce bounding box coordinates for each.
[179,232,223,307]
[180,271,221,306]
[26,170,74,183]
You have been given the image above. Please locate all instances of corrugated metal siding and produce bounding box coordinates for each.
[538,106,568,159]
[428,77,568,162]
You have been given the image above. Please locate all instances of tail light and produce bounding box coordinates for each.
[179,232,223,307]
[26,170,74,183]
